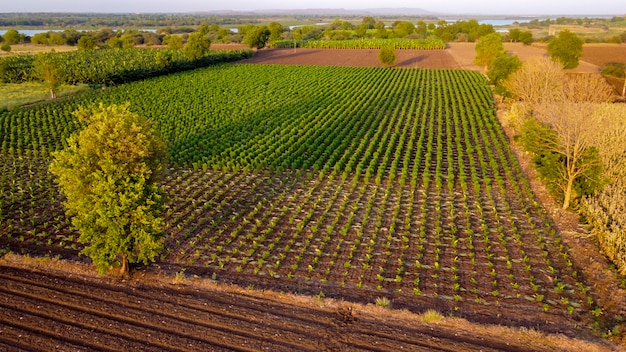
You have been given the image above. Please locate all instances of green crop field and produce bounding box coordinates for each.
[0,64,603,332]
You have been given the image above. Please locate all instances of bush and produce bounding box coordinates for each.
[602,63,625,78]
[378,46,397,67]
[0,43,10,52]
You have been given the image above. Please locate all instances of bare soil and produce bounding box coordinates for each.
[0,258,617,352]
[241,48,460,68]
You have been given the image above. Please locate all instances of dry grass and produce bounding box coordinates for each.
[0,82,87,110]
[0,43,76,56]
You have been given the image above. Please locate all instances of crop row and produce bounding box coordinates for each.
[0,63,604,328]
[0,48,253,84]
[273,38,446,50]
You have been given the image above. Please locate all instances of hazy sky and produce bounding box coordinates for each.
[2,0,624,15]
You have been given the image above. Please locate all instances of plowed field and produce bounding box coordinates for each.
[242,48,460,68]
[0,264,585,352]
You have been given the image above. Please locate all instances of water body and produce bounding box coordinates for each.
[0,28,157,37]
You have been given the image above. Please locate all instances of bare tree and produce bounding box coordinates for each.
[503,57,565,106]
[534,101,601,209]
[532,75,613,209]
[560,73,614,103]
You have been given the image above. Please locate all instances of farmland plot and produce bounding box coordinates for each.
[0,64,604,335]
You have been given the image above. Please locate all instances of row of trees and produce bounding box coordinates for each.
[476,29,584,98]
[488,37,625,272]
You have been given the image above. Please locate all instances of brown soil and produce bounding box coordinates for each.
[0,257,617,352]
[241,48,460,68]
[582,44,626,66]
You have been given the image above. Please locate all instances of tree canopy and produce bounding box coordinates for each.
[49,103,167,276]
[547,29,584,69]
[184,32,211,60]
[474,32,504,71]
[243,26,270,49]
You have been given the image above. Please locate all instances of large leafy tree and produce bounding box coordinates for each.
[49,104,167,276]
[487,53,521,97]
[243,26,270,49]
[474,32,504,71]
[547,29,584,69]
[184,32,211,61]
[2,29,23,45]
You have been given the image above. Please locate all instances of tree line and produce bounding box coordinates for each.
[477,29,626,274]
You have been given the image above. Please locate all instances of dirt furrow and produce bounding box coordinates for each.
[0,267,339,333]
[0,325,71,352]
[0,270,320,351]
[0,293,195,352]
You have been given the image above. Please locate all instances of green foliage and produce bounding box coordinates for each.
[474,32,504,69]
[34,52,65,99]
[77,35,97,50]
[268,22,283,44]
[601,63,625,78]
[184,32,211,61]
[378,46,397,67]
[0,43,10,52]
[519,31,533,45]
[243,26,270,49]
[2,29,23,45]
[165,35,183,49]
[520,118,604,205]
[49,104,167,275]
[487,53,522,97]
[434,19,495,42]
[547,30,584,69]
[0,48,253,84]
[273,38,445,50]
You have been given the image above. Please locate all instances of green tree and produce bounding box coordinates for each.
[243,26,270,49]
[77,35,97,50]
[547,29,584,69]
[508,28,521,42]
[374,21,388,39]
[393,21,415,38]
[49,104,167,276]
[362,16,377,29]
[184,32,211,60]
[519,31,533,45]
[487,53,522,97]
[474,32,504,71]
[2,29,23,45]
[0,43,10,53]
[268,22,284,44]
[34,52,65,99]
[165,35,183,49]
[378,46,397,67]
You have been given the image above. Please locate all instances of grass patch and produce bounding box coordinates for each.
[421,309,443,323]
[0,82,87,110]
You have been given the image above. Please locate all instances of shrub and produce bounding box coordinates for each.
[378,46,397,67]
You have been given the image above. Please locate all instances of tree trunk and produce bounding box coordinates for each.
[50,88,56,99]
[562,176,575,210]
[119,253,129,278]
[622,77,625,97]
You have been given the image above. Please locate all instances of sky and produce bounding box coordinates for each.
[1,0,624,15]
